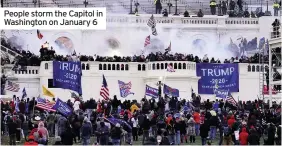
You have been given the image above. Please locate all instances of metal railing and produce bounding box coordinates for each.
[271,26,281,38]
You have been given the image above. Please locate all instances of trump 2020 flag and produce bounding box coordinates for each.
[163,84,179,97]
[145,85,158,98]
[52,98,72,117]
[53,61,82,95]
[118,80,134,98]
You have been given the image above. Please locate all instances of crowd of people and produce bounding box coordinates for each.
[1,38,269,68]
[1,93,281,145]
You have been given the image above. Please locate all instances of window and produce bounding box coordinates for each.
[45,63,48,70]
[112,64,116,70]
[161,63,164,69]
[178,63,182,69]
[117,64,120,70]
[252,65,255,72]
[48,79,57,88]
[142,64,146,71]
[108,64,111,70]
[99,64,102,70]
[82,63,85,70]
[157,63,160,69]
[174,63,177,69]
[125,64,129,70]
[247,65,251,72]
[152,64,155,70]
[183,63,186,69]
[86,64,90,70]
[103,64,107,70]
[138,64,141,71]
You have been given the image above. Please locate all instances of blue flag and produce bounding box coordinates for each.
[163,84,179,97]
[106,117,132,130]
[118,80,134,98]
[196,63,239,94]
[22,88,27,98]
[53,61,82,95]
[52,98,72,117]
[214,89,230,98]
[145,85,158,98]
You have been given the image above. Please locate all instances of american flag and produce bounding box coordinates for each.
[167,64,175,72]
[226,96,237,106]
[165,41,171,52]
[144,35,150,47]
[147,15,157,36]
[36,97,56,112]
[5,81,20,92]
[100,74,109,100]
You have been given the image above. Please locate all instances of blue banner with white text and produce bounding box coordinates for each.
[214,89,230,98]
[145,85,159,98]
[196,63,239,94]
[53,61,82,94]
[52,98,72,117]
[163,84,179,97]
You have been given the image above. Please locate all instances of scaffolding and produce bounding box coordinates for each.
[268,23,281,106]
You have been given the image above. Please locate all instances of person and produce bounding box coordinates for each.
[239,127,249,145]
[131,115,138,141]
[210,0,217,15]
[111,123,122,145]
[81,118,92,145]
[57,114,67,136]
[193,110,201,136]
[273,1,280,16]
[200,119,209,145]
[247,128,260,145]
[46,112,56,137]
[97,121,109,145]
[187,117,196,143]
[37,121,49,144]
[265,123,276,145]
[15,115,22,142]
[223,124,232,145]
[24,135,38,145]
[8,116,17,145]
[60,123,75,145]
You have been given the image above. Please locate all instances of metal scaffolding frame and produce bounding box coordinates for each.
[268,24,281,107]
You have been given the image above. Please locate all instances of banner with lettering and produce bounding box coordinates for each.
[214,89,230,98]
[163,84,179,97]
[53,61,82,94]
[118,80,134,98]
[52,98,72,117]
[196,63,239,94]
[145,85,159,98]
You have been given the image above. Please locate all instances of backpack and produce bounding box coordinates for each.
[223,126,231,136]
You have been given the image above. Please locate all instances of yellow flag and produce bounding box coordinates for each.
[42,86,55,98]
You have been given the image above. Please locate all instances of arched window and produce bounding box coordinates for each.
[256,65,260,72]
[32,70,35,74]
[45,63,48,70]
[36,70,38,74]
[108,64,111,70]
[165,63,168,69]
[103,64,107,70]
[157,63,160,69]
[138,64,141,71]
[178,63,182,69]
[99,64,102,70]
[125,64,129,70]
[260,65,264,72]
[183,63,186,69]
[152,64,156,70]
[252,65,255,72]
[121,64,124,70]
[29,70,31,74]
[174,63,177,69]
[142,64,146,71]
[82,63,85,70]
[86,64,90,70]
[112,64,116,70]
[247,65,251,72]
[161,63,164,69]
[117,64,120,70]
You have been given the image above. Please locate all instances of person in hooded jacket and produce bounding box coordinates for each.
[111,123,122,145]
[200,119,209,145]
[81,117,92,145]
[265,123,276,145]
[97,121,109,145]
[60,122,76,145]
[227,115,235,127]
[247,128,260,145]
[239,127,249,145]
[37,121,49,144]
[24,135,38,146]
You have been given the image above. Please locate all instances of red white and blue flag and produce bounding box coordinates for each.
[100,74,110,100]
[36,97,56,112]
[118,80,134,98]
[144,35,150,47]
[5,81,20,92]
[226,95,237,106]
[167,64,175,72]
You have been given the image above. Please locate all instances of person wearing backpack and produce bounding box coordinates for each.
[223,125,232,145]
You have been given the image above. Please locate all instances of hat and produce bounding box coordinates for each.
[34,116,41,121]
[115,123,120,128]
